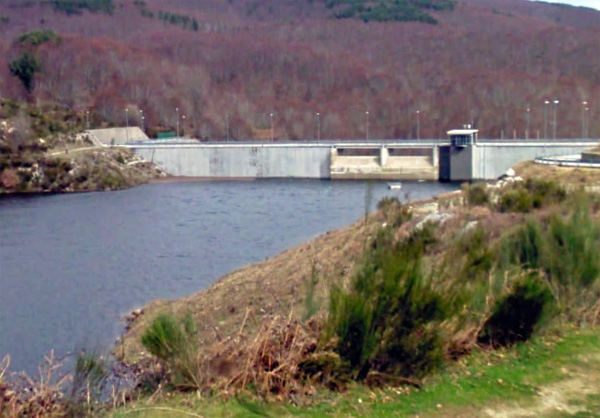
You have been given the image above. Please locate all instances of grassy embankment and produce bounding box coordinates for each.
[109,328,600,417]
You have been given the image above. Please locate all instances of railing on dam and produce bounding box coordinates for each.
[123,139,451,148]
[123,137,598,146]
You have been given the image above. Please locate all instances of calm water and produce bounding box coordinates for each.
[0,179,457,373]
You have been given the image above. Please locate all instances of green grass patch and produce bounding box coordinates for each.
[107,329,600,418]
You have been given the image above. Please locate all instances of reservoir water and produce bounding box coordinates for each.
[0,179,458,373]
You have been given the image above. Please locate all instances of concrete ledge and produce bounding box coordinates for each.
[535,154,600,169]
[581,149,600,163]
[331,169,437,180]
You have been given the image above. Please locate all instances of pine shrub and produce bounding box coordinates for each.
[500,203,600,322]
[141,313,201,390]
[478,276,553,347]
[326,230,447,381]
[464,182,489,206]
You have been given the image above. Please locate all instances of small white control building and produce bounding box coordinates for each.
[447,128,479,147]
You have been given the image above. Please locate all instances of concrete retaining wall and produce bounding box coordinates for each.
[133,145,331,178]
[470,143,594,180]
[88,127,148,145]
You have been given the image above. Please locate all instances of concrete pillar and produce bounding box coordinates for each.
[432,146,439,167]
[330,147,338,168]
[380,146,389,167]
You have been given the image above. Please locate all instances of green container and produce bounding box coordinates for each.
[156,131,176,140]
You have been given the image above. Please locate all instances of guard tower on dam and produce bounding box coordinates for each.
[439,128,480,181]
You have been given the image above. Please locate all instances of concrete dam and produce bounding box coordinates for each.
[128,135,598,181]
[130,141,441,180]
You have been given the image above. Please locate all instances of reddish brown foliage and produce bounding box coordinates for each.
[0,0,597,139]
[0,169,20,190]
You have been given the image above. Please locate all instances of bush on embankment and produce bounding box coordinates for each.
[132,186,600,403]
[140,313,202,391]
[464,178,567,213]
[499,197,600,324]
[318,191,600,386]
[325,225,448,383]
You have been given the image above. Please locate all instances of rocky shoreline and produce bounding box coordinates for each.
[0,146,167,195]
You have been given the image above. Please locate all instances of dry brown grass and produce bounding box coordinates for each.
[514,161,600,190]
[130,312,343,404]
[0,351,137,418]
[0,352,72,418]
[203,313,323,401]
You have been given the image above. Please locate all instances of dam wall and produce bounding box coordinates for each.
[129,138,598,181]
[132,144,332,178]
[132,143,441,180]
[468,142,594,180]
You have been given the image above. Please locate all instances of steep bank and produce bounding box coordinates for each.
[116,188,469,363]
[117,161,600,363]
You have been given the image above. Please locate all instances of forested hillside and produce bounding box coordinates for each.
[0,0,598,140]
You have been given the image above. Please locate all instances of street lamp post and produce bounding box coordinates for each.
[141,116,145,134]
[582,101,588,139]
[125,108,129,142]
[365,111,369,141]
[182,115,186,137]
[176,107,180,138]
[526,107,530,140]
[543,100,549,139]
[270,113,274,141]
[226,114,230,142]
[316,112,320,141]
[416,110,421,140]
[585,106,590,139]
[85,110,90,130]
[553,99,559,140]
